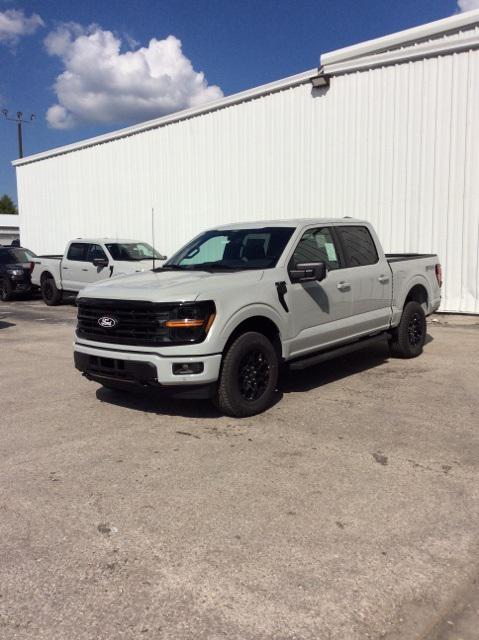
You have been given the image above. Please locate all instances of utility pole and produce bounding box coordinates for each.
[1,110,35,159]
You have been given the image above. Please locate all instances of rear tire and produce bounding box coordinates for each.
[390,301,427,358]
[41,277,62,306]
[0,278,14,301]
[214,331,279,417]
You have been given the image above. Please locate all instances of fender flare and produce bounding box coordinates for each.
[393,273,432,318]
[217,303,286,355]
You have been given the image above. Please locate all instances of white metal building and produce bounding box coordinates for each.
[14,11,479,313]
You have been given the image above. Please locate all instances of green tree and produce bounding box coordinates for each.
[0,194,18,215]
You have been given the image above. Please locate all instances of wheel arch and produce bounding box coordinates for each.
[220,309,284,361]
[40,270,54,284]
[405,283,429,311]
[392,274,432,321]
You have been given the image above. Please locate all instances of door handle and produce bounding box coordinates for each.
[378,275,390,284]
[337,281,351,291]
[62,266,68,270]
[81,268,89,272]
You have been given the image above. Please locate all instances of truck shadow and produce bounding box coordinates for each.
[0,320,16,329]
[96,387,222,419]
[281,343,389,394]
[282,333,433,393]
[96,334,433,418]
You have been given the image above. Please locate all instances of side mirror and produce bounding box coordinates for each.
[290,261,327,283]
[93,257,109,268]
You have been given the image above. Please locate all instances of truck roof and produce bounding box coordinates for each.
[214,217,368,230]
[72,238,148,244]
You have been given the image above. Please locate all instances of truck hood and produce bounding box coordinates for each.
[116,259,157,273]
[78,268,264,302]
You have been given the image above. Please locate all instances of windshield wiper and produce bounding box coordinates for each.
[153,264,187,272]
[187,263,240,271]
[154,262,243,272]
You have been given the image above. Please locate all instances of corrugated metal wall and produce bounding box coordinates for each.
[17,46,479,313]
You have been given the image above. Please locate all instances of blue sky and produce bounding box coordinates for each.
[0,0,469,201]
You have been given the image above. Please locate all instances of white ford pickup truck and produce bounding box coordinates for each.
[31,238,166,305]
[74,219,442,417]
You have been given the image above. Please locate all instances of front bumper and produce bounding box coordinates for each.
[74,342,222,397]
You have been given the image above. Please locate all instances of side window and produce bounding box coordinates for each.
[336,226,378,267]
[290,227,340,271]
[66,243,89,261]
[87,244,108,262]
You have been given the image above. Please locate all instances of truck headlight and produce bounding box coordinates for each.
[7,268,23,276]
[163,301,216,343]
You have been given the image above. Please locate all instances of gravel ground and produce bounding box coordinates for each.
[1,299,478,640]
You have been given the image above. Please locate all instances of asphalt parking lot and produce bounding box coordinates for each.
[1,299,479,640]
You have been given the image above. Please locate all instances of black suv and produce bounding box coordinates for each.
[0,246,38,301]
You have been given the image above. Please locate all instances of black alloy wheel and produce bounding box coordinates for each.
[238,349,271,401]
[407,311,424,346]
[214,331,279,417]
[390,300,427,358]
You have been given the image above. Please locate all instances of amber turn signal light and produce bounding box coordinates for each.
[164,318,205,328]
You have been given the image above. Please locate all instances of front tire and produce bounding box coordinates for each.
[41,277,62,306]
[214,331,279,417]
[390,301,427,358]
[0,278,14,301]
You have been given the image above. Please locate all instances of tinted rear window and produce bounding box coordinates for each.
[336,226,378,267]
[67,243,89,261]
[0,248,36,264]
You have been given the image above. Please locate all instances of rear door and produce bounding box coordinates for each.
[286,226,354,357]
[334,225,392,333]
[61,242,90,291]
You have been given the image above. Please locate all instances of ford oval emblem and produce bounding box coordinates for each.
[98,315,117,328]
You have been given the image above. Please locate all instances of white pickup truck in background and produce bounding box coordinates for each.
[32,238,166,305]
[73,218,442,417]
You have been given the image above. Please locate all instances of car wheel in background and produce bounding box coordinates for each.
[41,277,63,306]
[0,278,14,301]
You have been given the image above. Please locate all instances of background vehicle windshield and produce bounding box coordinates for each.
[0,248,37,264]
[105,242,163,261]
[166,227,295,270]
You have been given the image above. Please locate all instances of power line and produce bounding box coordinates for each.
[1,110,35,159]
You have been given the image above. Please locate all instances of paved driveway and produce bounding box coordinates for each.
[1,300,478,639]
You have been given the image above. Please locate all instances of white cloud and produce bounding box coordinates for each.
[457,0,479,10]
[0,9,44,46]
[44,23,223,129]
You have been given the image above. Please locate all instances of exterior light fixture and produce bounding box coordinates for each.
[311,74,330,88]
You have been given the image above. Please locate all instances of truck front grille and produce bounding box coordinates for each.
[76,298,176,346]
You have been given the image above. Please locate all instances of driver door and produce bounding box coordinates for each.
[286,226,354,359]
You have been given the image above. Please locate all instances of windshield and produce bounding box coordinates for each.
[164,227,295,271]
[105,242,163,261]
[0,248,37,264]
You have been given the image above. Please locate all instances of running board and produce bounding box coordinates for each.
[288,333,388,371]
